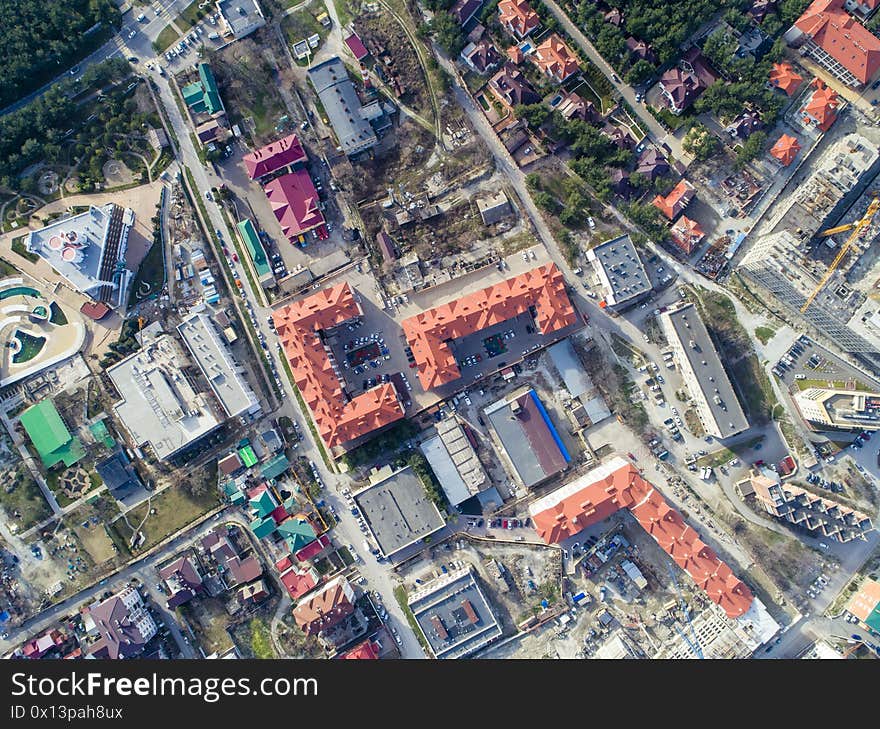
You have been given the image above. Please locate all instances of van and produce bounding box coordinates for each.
[208,32,220,40]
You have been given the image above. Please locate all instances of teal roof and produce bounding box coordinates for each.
[260,453,290,481]
[198,63,223,115]
[223,481,246,505]
[182,82,206,112]
[237,219,272,279]
[249,489,276,518]
[277,517,316,552]
[250,516,277,539]
[88,418,115,450]
[867,605,880,634]
[20,400,85,469]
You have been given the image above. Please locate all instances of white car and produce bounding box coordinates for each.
[128,30,137,39]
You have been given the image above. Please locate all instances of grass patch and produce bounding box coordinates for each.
[754,326,775,346]
[331,0,353,27]
[393,585,428,653]
[48,302,68,325]
[695,437,762,468]
[153,24,181,53]
[282,2,329,46]
[683,408,705,439]
[0,257,20,276]
[128,239,166,306]
[11,236,39,263]
[179,598,234,655]
[794,378,873,391]
[110,486,218,554]
[176,0,204,30]
[241,617,277,659]
[0,466,52,531]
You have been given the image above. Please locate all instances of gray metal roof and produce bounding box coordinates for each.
[586,234,652,308]
[421,434,472,506]
[548,339,592,398]
[308,57,378,156]
[661,303,749,438]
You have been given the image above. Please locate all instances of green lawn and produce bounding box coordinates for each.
[11,235,39,263]
[393,585,428,653]
[794,378,874,392]
[0,466,52,531]
[109,486,218,554]
[49,302,68,325]
[331,0,352,27]
[754,326,775,345]
[0,257,20,277]
[282,2,329,47]
[128,239,165,306]
[176,0,205,30]
[153,24,181,53]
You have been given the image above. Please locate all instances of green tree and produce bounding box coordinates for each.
[682,123,720,161]
[735,130,767,169]
[421,11,466,57]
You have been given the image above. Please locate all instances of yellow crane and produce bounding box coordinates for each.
[800,196,880,313]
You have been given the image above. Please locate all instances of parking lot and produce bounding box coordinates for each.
[772,334,880,395]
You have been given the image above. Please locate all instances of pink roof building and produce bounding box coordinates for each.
[264,169,326,242]
[243,133,307,179]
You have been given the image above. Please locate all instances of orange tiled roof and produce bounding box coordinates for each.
[670,215,705,255]
[339,639,380,659]
[533,34,580,82]
[529,459,754,618]
[274,283,404,449]
[293,577,355,635]
[651,179,695,220]
[769,133,801,165]
[401,263,576,390]
[498,0,541,37]
[801,79,839,131]
[793,0,880,85]
[847,578,880,621]
[768,62,803,96]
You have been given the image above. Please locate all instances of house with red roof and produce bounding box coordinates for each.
[264,169,326,243]
[243,133,307,180]
[461,39,503,75]
[274,282,404,452]
[498,0,540,39]
[652,179,695,221]
[658,48,717,114]
[800,78,840,131]
[769,133,802,165]
[337,639,380,659]
[670,216,705,256]
[344,33,369,62]
[293,575,356,637]
[768,62,804,96]
[533,34,580,83]
[279,565,320,600]
[784,0,880,86]
[488,62,540,109]
[528,457,754,618]
[401,264,577,390]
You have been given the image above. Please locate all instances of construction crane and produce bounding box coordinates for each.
[800,196,880,313]
[666,562,704,659]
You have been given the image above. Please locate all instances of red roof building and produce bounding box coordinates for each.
[768,62,804,95]
[294,533,330,562]
[279,565,319,600]
[498,0,541,39]
[652,179,696,220]
[769,133,802,165]
[243,133,307,180]
[80,300,111,320]
[264,169,325,243]
[344,33,369,62]
[293,576,355,636]
[529,457,754,618]
[786,0,880,86]
[274,283,404,450]
[533,34,580,83]
[801,78,840,131]
[401,264,577,390]
[338,639,380,659]
[670,216,705,256]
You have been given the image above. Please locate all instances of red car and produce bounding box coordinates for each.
[627,452,637,461]
[231,253,239,262]
[501,519,508,529]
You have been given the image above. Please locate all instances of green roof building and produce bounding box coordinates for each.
[223,481,246,505]
[249,489,277,518]
[20,400,85,469]
[88,418,116,450]
[182,63,224,116]
[277,517,316,553]
[237,219,274,287]
[250,516,277,539]
[260,453,290,481]
[239,445,258,468]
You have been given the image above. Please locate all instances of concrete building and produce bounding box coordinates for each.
[408,565,503,659]
[420,417,488,505]
[547,338,610,425]
[736,469,873,542]
[485,386,570,489]
[107,333,222,461]
[177,310,260,420]
[25,204,135,309]
[476,190,512,225]
[794,386,880,431]
[216,0,266,39]
[659,303,748,440]
[586,234,652,311]
[353,465,446,558]
[307,57,378,157]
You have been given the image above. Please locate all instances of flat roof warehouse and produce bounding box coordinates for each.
[354,466,446,557]
[308,57,378,157]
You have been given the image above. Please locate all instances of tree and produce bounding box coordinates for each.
[421,11,466,57]
[515,103,552,129]
[533,191,559,214]
[682,123,720,161]
[525,172,542,191]
[625,60,655,85]
[735,130,767,169]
